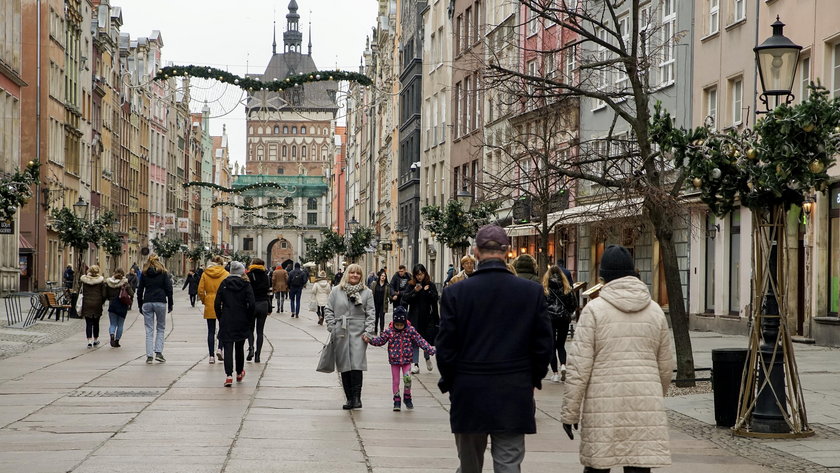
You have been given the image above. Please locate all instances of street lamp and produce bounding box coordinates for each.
[456,187,473,210]
[72,197,89,219]
[754,17,802,113]
[347,216,359,233]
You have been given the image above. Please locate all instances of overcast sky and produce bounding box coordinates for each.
[118,0,378,167]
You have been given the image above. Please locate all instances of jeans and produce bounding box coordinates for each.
[108,312,126,340]
[85,317,100,340]
[549,317,571,372]
[275,291,287,312]
[391,363,412,395]
[454,432,525,473]
[142,302,166,356]
[206,318,218,356]
[412,345,431,364]
[289,288,302,314]
[221,339,245,376]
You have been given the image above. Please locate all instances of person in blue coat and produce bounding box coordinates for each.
[436,225,553,473]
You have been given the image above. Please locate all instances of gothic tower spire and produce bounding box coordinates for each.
[272,17,277,55]
[283,0,302,53]
[308,16,312,56]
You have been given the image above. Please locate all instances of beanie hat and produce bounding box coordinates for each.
[599,245,637,283]
[392,306,407,325]
[229,261,246,276]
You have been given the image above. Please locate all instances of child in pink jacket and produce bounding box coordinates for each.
[364,306,435,411]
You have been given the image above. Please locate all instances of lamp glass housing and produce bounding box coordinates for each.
[73,197,89,219]
[754,19,802,98]
[456,188,474,210]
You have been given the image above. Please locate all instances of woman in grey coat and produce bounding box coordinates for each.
[324,263,376,410]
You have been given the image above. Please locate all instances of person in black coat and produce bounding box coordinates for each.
[436,225,553,473]
[389,265,411,308]
[215,261,256,386]
[246,258,272,363]
[136,255,174,363]
[182,270,200,307]
[402,264,439,374]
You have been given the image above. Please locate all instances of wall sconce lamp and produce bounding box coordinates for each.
[520,247,528,254]
[507,251,514,259]
[706,224,720,240]
[802,196,815,217]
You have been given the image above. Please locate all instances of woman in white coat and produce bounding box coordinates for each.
[311,270,332,325]
[324,263,376,410]
[561,245,675,473]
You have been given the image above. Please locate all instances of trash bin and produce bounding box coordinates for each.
[711,348,749,427]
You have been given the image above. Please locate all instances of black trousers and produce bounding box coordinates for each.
[221,340,245,376]
[585,467,651,473]
[374,310,385,333]
[206,319,217,356]
[340,370,363,400]
[247,314,267,356]
[85,317,100,339]
[188,293,196,307]
[549,317,571,372]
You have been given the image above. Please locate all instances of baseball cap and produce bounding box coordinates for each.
[475,224,510,250]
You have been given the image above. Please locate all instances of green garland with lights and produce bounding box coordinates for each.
[421,200,500,251]
[651,85,840,217]
[150,237,183,260]
[242,212,297,222]
[154,65,372,91]
[211,201,288,211]
[233,224,307,230]
[0,160,40,221]
[184,181,296,194]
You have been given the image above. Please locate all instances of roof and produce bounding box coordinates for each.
[245,53,338,112]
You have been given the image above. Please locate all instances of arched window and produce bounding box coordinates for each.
[291,145,297,158]
[292,126,297,134]
[256,145,264,161]
[248,126,253,134]
[283,126,288,134]
[257,127,263,135]
[301,146,307,158]
[273,126,279,134]
[307,197,317,210]
[284,197,293,208]
[282,145,287,158]
[301,126,307,134]
[312,145,317,159]
[324,127,329,135]
[277,167,284,175]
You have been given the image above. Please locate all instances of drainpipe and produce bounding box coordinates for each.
[34,0,42,291]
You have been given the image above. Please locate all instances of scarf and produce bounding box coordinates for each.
[343,281,366,306]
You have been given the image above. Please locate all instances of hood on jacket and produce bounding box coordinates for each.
[105,276,128,288]
[204,265,228,280]
[222,274,251,291]
[248,264,266,272]
[388,319,412,331]
[144,267,166,279]
[598,275,651,313]
[514,255,538,274]
[80,274,104,285]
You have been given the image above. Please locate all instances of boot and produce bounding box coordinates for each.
[247,346,254,361]
[393,393,401,411]
[318,315,324,325]
[403,392,413,410]
[341,372,353,410]
[350,371,363,409]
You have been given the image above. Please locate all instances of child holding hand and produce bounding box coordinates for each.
[363,306,435,410]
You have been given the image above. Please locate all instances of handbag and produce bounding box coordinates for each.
[316,332,336,373]
[119,285,132,306]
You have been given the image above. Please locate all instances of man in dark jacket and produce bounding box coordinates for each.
[214,261,256,386]
[63,265,75,289]
[513,254,542,283]
[287,262,307,318]
[389,265,411,308]
[436,225,553,473]
[182,270,200,307]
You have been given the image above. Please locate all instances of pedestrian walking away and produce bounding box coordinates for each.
[543,263,578,383]
[319,263,376,410]
[447,255,476,286]
[215,261,256,387]
[369,271,391,334]
[560,245,675,473]
[287,262,308,317]
[182,269,200,307]
[332,268,344,287]
[246,258,272,363]
[436,224,553,473]
[136,254,174,364]
[311,270,331,325]
[105,268,134,348]
[443,263,455,287]
[403,264,439,374]
[271,264,289,313]
[198,255,229,363]
[513,254,541,284]
[63,265,75,289]
[79,265,107,348]
[365,306,435,411]
[126,268,138,310]
[389,265,411,309]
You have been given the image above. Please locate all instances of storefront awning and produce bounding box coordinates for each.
[505,197,644,237]
[19,234,34,253]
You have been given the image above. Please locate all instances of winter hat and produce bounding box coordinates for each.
[229,261,246,276]
[599,245,637,283]
[392,306,407,324]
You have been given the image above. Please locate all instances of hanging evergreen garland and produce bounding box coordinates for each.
[183,181,296,194]
[242,212,297,222]
[154,65,372,91]
[0,161,40,221]
[211,201,289,211]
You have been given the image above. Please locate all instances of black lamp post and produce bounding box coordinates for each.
[456,187,474,210]
[72,196,89,219]
[754,17,802,113]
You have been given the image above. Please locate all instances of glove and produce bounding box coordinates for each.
[563,423,578,440]
[168,305,173,313]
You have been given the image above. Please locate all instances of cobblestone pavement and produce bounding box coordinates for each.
[0,288,828,472]
[0,316,84,360]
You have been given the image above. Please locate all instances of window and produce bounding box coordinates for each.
[528,5,538,35]
[465,75,472,133]
[282,145,287,158]
[660,0,676,85]
[307,197,318,210]
[473,1,481,43]
[730,78,743,125]
[833,44,840,98]
[301,146,307,158]
[292,126,297,134]
[454,81,462,139]
[829,186,840,315]
[456,14,463,54]
[527,59,538,98]
[594,27,608,109]
[800,56,811,101]
[301,126,306,134]
[243,238,254,251]
[274,125,279,134]
[616,16,629,92]
[708,0,719,35]
[277,167,284,175]
[638,5,652,79]
[729,211,741,314]
[291,145,297,158]
[705,214,716,312]
[283,126,288,134]
[565,44,576,81]
[733,0,745,22]
[705,87,717,129]
[307,213,317,225]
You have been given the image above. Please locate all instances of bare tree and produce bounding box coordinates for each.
[483,0,695,383]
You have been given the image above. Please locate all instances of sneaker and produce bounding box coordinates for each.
[411,364,420,374]
[393,394,401,411]
[254,354,260,363]
[550,373,560,383]
[154,352,166,362]
[146,356,154,364]
[87,343,93,349]
[216,350,224,361]
[209,356,215,364]
[110,334,116,347]
[224,377,233,387]
[404,395,414,410]
[560,365,567,382]
[403,374,412,391]
[426,358,433,372]
[236,370,245,382]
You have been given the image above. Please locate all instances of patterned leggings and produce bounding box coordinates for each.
[391,363,412,395]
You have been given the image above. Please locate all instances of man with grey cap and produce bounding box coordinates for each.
[436,225,553,473]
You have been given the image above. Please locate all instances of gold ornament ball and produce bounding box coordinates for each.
[692,177,703,188]
[27,161,34,167]
[834,126,840,134]
[809,160,825,173]
[803,123,816,133]
[733,150,741,158]
[746,148,757,159]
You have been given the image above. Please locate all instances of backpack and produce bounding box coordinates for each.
[119,284,132,306]
[547,288,572,322]
[290,270,307,288]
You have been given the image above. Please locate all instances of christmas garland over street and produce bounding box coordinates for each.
[184,181,296,194]
[154,65,372,91]
[211,201,288,211]
[0,161,40,221]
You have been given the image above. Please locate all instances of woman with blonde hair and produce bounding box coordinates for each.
[198,254,229,363]
[543,264,578,382]
[137,254,174,364]
[321,263,376,409]
[80,265,107,348]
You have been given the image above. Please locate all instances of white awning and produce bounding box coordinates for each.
[504,197,644,237]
